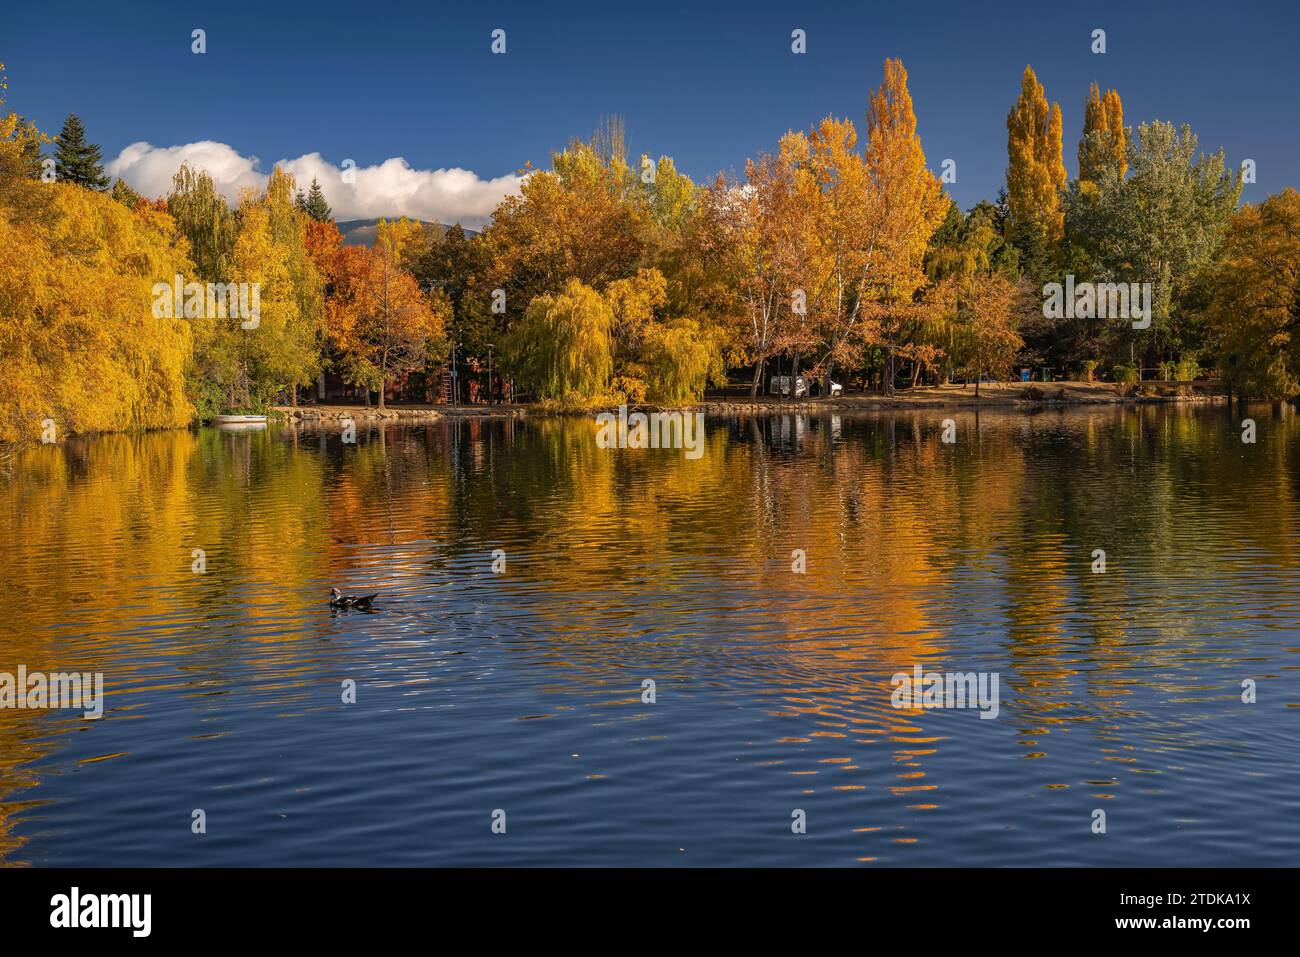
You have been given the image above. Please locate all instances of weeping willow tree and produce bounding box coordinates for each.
[602,268,723,403]
[639,318,724,404]
[504,279,614,406]
[0,158,195,441]
[167,163,236,281]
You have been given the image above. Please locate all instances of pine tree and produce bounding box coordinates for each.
[303,178,332,222]
[53,113,109,190]
[1078,83,1126,185]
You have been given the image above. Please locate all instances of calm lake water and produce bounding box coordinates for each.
[1,405,1297,866]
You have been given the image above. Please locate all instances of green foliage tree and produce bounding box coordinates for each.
[53,113,109,190]
[185,168,325,413]
[1065,120,1241,364]
[303,178,332,222]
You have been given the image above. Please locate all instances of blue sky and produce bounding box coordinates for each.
[4,0,1297,222]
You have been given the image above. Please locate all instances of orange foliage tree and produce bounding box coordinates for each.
[322,223,448,408]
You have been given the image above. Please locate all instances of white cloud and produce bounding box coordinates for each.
[105,141,522,229]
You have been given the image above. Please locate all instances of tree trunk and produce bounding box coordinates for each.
[750,360,763,401]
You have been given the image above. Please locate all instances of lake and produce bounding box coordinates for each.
[1,404,1296,866]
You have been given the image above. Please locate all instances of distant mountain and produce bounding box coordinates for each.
[336,219,480,247]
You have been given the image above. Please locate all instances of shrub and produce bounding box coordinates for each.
[1112,363,1139,385]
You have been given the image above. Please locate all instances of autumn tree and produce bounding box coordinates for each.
[0,66,49,220]
[1,145,193,439]
[326,222,446,409]
[168,163,236,281]
[802,117,873,390]
[183,168,324,413]
[480,138,648,332]
[695,137,805,399]
[480,122,718,403]
[503,278,614,405]
[1078,83,1126,187]
[602,267,723,403]
[1006,66,1066,280]
[925,201,1022,382]
[959,276,1023,395]
[1201,189,1300,400]
[852,58,951,393]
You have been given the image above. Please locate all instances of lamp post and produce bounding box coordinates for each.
[450,343,459,407]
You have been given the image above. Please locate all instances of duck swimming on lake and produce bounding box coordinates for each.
[330,588,377,609]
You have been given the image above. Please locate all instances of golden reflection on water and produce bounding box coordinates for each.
[2,403,1298,863]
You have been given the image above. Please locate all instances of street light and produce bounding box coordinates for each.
[449,343,458,407]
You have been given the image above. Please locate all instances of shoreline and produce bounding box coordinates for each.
[2,383,1236,452]
[272,381,1227,422]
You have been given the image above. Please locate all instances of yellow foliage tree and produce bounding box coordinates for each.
[0,79,195,443]
[503,278,615,406]
[603,267,723,404]
[1007,66,1067,250]
[1078,83,1127,186]
[1202,189,1300,399]
[696,136,806,398]
[863,59,949,300]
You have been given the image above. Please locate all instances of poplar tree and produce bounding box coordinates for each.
[1005,67,1066,277]
[855,58,951,394]
[1078,83,1127,185]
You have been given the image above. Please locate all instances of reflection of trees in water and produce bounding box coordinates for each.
[2,405,1297,856]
